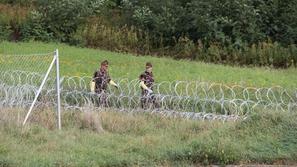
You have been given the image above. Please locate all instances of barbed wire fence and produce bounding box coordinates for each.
[1,67,297,125]
[1,50,297,129]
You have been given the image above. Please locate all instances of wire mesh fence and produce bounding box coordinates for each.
[0,52,58,126]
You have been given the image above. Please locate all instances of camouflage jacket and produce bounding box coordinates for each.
[139,71,154,92]
[93,69,111,93]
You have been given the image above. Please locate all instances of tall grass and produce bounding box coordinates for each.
[1,108,297,166]
[74,17,152,55]
[75,21,297,68]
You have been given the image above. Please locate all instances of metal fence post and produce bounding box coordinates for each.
[55,49,62,130]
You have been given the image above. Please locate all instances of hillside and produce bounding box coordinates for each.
[1,41,296,89]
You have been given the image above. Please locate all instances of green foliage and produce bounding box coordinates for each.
[0,158,14,167]
[195,41,297,67]
[173,36,196,59]
[118,0,297,46]
[77,22,144,52]
[167,139,242,165]
[28,0,105,42]
[0,4,29,41]
[20,11,53,41]
[0,24,12,41]
[255,0,297,45]
[0,0,35,6]
[1,0,297,67]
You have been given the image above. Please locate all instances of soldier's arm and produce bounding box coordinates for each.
[140,81,153,94]
[140,81,149,90]
[139,74,152,92]
[107,73,119,88]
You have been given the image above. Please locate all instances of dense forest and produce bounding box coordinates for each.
[0,0,296,67]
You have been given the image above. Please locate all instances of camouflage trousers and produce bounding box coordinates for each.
[140,91,160,109]
[94,90,108,107]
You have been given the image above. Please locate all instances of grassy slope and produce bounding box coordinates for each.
[0,41,296,89]
[1,41,297,166]
[0,110,297,166]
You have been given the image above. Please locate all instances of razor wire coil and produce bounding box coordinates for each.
[1,70,296,121]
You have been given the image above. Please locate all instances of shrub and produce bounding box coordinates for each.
[20,10,54,41]
[173,36,196,60]
[77,19,151,54]
[0,24,12,41]
[0,4,29,41]
[33,0,98,42]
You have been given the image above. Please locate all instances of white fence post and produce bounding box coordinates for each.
[55,49,62,130]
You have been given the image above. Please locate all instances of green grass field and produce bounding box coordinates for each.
[0,41,296,89]
[1,41,297,166]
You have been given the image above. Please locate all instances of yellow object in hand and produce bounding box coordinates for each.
[140,81,149,90]
[90,81,95,93]
[109,80,119,88]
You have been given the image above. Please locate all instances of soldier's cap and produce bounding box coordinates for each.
[146,62,152,68]
[101,60,109,66]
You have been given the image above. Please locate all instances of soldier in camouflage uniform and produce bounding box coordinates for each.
[93,60,118,107]
[139,62,159,109]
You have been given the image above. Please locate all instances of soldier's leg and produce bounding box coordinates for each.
[99,91,108,107]
[141,92,149,109]
[147,94,158,109]
[141,96,146,109]
[103,92,108,107]
[94,93,100,107]
[96,90,103,107]
[151,95,160,109]
[94,89,101,107]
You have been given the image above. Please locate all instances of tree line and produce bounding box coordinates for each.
[0,0,296,67]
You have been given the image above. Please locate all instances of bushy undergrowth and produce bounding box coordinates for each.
[0,1,296,68]
[77,21,297,68]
